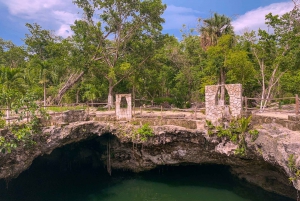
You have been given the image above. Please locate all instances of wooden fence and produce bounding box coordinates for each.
[2,94,299,123]
[244,94,300,115]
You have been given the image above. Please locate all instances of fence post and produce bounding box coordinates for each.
[6,107,9,120]
[87,102,90,118]
[296,94,299,116]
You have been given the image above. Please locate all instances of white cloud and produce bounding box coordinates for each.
[163,5,201,30]
[56,24,73,38]
[0,0,79,38]
[53,11,78,24]
[0,0,63,16]
[232,2,294,34]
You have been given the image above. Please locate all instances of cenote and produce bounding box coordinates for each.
[0,137,295,201]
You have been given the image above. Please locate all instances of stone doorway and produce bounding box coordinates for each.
[115,94,132,120]
[205,84,242,124]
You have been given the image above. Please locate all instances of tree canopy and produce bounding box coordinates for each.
[0,2,299,110]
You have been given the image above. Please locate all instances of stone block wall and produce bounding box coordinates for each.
[42,109,88,126]
[205,84,242,123]
[115,94,132,120]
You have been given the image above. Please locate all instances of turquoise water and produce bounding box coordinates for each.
[0,139,295,201]
[87,178,252,201]
[0,164,294,201]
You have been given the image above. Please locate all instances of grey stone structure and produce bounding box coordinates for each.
[205,84,242,123]
[115,94,132,120]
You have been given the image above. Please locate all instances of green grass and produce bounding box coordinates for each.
[46,105,86,112]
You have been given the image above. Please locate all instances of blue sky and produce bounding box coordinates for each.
[0,0,294,45]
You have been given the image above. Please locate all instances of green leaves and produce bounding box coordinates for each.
[72,0,166,107]
[206,116,257,156]
[82,83,98,102]
[200,13,234,49]
[0,92,49,154]
[134,123,154,142]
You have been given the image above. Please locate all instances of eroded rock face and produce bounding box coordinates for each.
[0,121,298,199]
[248,123,300,192]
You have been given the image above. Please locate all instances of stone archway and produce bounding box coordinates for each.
[115,94,132,120]
[205,84,242,123]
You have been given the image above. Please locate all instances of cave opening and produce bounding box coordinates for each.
[0,135,295,201]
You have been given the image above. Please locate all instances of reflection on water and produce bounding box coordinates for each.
[89,179,252,201]
[0,163,294,201]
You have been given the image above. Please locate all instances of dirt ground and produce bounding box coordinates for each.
[91,107,206,120]
[90,105,297,120]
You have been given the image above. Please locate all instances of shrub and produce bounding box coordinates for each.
[0,118,5,129]
[134,123,154,142]
[205,116,258,156]
[249,129,259,141]
[154,97,175,105]
[288,154,296,171]
[282,93,295,104]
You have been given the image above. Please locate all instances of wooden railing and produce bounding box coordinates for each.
[243,95,300,115]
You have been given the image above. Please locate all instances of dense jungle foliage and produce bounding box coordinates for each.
[1,0,300,109]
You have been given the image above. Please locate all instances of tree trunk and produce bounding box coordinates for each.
[76,89,80,104]
[6,107,10,120]
[107,79,114,109]
[43,81,46,107]
[219,66,226,105]
[52,71,85,105]
[132,85,135,109]
[260,61,266,111]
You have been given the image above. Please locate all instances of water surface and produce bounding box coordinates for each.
[0,163,294,201]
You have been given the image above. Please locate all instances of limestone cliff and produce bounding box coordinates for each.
[0,119,299,199]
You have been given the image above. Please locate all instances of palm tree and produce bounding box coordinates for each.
[0,67,25,118]
[200,13,234,49]
[200,13,234,104]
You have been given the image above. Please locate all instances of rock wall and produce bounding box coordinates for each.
[205,84,242,124]
[0,117,299,199]
[46,110,87,125]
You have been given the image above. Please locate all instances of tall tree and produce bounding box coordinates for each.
[206,34,235,104]
[72,0,166,108]
[200,13,234,50]
[25,23,71,105]
[0,39,26,69]
[243,4,300,111]
[0,38,26,118]
[0,67,24,118]
[200,13,234,104]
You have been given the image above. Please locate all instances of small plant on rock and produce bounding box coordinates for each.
[205,116,259,156]
[288,154,300,183]
[288,154,296,171]
[134,123,154,142]
[249,129,259,141]
[205,120,215,136]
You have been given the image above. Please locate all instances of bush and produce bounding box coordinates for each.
[249,129,259,141]
[282,93,295,105]
[0,118,5,129]
[154,97,175,106]
[206,116,258,156]
[134,123,154,142]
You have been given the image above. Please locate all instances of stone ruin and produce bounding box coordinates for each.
[205,84,242,124]
[115,94,132,120]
